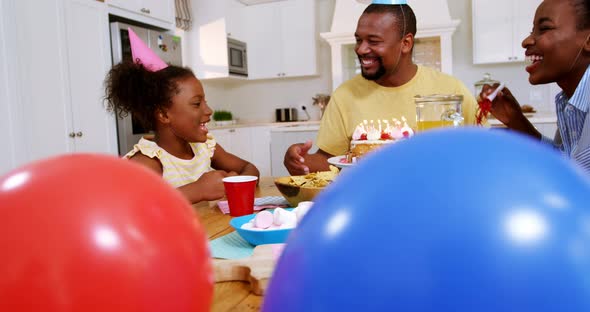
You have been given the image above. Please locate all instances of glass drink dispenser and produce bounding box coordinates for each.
[415,94,464,132]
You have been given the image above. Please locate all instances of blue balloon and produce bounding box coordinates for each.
[264,129,590,311]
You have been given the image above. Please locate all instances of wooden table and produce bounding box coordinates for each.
[193,177,281,312]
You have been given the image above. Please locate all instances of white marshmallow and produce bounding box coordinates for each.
[273,208,297,228]
[295,201,314,223]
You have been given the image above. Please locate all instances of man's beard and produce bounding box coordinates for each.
[360,58,386,81]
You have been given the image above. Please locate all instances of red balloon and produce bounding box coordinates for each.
[0,154,213,312]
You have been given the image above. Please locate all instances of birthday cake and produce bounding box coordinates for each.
[347,118,414,163]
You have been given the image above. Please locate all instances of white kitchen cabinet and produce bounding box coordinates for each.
[472,0,542,64]
[64,0,118,154]
[188,0,316,80]
[226,0,248,41]
[246,0,317,79]
[489,113,558,139]
[244,3,281,79]
[188,0,245,80]
[107,0,175,30]
[210,129,231,153]
[210,126,272,176]
[270,127,319,177]
[250,126,272,177]
[210,128,251,161]
[0,0,117,173]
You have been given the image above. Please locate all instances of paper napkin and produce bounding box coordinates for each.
[217,196,290,214]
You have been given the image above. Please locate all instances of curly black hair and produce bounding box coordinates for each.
[104,62,195,131]
[363,4,417,39]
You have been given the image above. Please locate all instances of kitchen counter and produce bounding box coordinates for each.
[487,112,558,138]
[487,111,557,127]
[211,112,557,130]
[209,120,320,130]
[270,123,321,132]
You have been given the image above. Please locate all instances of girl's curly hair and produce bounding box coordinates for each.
[104,62,195,131]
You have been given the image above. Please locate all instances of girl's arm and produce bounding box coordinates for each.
[128,153,163,174]
[129,153,229,203]
[211,143,260,179]
[178,170,229,203]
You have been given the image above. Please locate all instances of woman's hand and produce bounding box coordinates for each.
[481,84,523,126]
[480,83,541,139]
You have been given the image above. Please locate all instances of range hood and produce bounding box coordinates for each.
[326,0,458,35]
[237,0,286,5]
[321,0,460,90]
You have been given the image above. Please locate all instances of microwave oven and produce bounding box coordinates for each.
[228,38,248,77]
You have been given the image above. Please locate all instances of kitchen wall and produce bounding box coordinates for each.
[203,0,556,124]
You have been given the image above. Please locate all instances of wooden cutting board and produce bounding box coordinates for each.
[213,244,284,296]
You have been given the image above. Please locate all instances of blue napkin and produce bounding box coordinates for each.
[209,231,254,259]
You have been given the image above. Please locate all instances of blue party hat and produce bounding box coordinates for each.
[372,0,407,4]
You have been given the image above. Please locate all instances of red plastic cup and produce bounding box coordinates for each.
[223,176,258,217]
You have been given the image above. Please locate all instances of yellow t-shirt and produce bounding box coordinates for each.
[317,66,478,156]
[124,135,217,188]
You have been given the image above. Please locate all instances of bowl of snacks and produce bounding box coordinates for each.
[274,166,339,207]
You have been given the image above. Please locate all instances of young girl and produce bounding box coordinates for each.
[482,0,590,173]
[104,61,259,203]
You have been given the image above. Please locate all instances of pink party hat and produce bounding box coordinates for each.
[128,27,168,72]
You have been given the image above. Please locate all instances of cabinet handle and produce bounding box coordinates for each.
[227,32,232,37]
[140,8,151,14]
[229,129,236,133]
[69,132,76,138]
[76,131,83,137]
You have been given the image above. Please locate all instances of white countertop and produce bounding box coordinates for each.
[209,112,557,131]
[209,120,321,131]
[487,112,557,127]
[270,123,321,132]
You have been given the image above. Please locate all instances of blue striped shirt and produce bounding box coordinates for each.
[545,65,590,173]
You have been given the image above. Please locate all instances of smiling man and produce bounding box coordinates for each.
[283,2,478,175]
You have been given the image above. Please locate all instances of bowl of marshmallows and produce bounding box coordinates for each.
[230,201,313,246]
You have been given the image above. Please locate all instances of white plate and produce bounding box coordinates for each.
[327,155,354,168]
